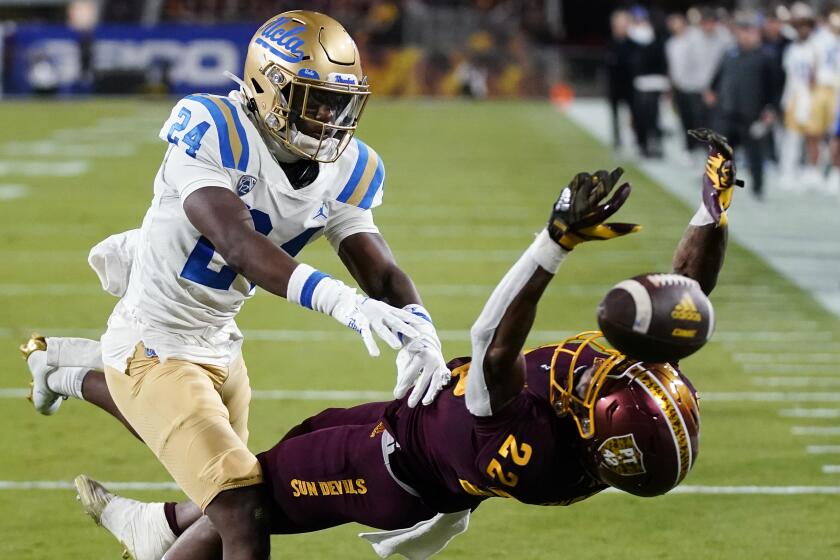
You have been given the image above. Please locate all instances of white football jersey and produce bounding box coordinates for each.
[811,27,840,88]
[101,91,384,371]
[782,39,817,109]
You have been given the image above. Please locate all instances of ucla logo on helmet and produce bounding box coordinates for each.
[257,16,306,63]
[237,175,257,197]
[298,68,320,80]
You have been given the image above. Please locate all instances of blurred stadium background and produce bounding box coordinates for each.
[2,0,840,558]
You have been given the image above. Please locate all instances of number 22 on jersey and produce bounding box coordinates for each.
[486,434,532,488]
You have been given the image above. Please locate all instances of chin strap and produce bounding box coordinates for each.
[223,71,256,104]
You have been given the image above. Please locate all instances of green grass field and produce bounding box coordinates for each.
[1,98,839,559]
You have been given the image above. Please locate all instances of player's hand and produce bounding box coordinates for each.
[393,305,451,407]
[688,128,745,227]
[547,167,641,250]
[330,294,422,357]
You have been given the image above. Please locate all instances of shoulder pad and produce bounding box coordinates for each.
[334,138,385,209]
[160,94,251,172]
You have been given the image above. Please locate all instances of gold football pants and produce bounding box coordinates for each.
[105,344,262,510]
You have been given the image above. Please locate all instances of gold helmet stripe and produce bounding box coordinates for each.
[634,367,692,487]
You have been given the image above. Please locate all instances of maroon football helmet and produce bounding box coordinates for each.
[549,331,701,497]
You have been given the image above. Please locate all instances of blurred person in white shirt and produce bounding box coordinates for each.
[667,12,704,159]
[779,2,818,189]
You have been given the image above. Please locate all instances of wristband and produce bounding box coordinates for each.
[689,203,716,227]
[287,264,339,313]
[531,229,570,274]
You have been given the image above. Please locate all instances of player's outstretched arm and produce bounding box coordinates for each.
[183,187,422,356]
[671,128,743,295]
[466,170,639,416]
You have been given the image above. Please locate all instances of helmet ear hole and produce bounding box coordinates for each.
[250,78,264,94]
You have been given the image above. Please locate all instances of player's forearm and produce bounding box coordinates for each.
[467,230,568,416]
[672,222,727,296]
[220,231,299,297]
[367,264,422,308]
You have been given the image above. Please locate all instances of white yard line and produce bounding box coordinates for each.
[821,466,840,474]
[735,353,840,363]
[757,378,840,388]
[792,426,840,436]
[0,480,836,494]
[1,387,839,403]
[0,161,89,177]
[779,408,840,418]
[0,184,28,200]
[807,445,840,454]
[0,327,827,344]
[742,364,840,374]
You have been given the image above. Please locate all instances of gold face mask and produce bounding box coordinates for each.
[244,11,371,163]
[548,331,626,439]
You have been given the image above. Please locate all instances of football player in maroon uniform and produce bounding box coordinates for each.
[23,130,738,560]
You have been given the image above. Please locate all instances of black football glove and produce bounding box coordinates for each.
[547,167,641,250]
[688,128,745,227]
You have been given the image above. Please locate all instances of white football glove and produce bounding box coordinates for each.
[331,294,426,357]
[288,265,423,357]
[393,305,452,407]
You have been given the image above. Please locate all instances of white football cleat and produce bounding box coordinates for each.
[19,333,63,415]
[75,475,175,560]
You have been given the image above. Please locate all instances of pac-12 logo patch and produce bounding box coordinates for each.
[237,175,257,196]
[598,433,646,476]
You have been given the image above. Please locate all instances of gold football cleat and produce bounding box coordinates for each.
[19,333,47,403]
[19,332,46,360]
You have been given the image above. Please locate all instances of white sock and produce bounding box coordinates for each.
[45,366,87,401]
[45,336,104,370]
[101,498,177,560]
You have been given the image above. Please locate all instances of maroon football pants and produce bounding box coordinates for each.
[257,402,437,533]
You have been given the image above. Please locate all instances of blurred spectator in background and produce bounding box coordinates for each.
[627,6,668,158]
[607,9,635,152]
[707,11,776,200]
[780,2,818,189]
[695,8,735,113]
[761,5,791,164]
[666,12,704,157]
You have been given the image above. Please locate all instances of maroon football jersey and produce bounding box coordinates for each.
[382,342,608,513]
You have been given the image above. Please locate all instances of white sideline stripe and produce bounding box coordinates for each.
[821,466,840,474]
[808,445,840,454]
[792,426,840,436]
[780,408,840,418]
[2,388,840,403]
[757,378,840,388]
[0,481,838,494]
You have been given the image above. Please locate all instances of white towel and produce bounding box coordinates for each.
[88,229,139,297]
[358,510,470,560]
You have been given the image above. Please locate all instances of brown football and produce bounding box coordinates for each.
[597,273,715,362]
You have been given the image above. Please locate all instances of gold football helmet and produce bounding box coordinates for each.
[243,11,370,162]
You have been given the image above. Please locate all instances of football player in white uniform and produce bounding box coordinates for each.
[20,11,449,560]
